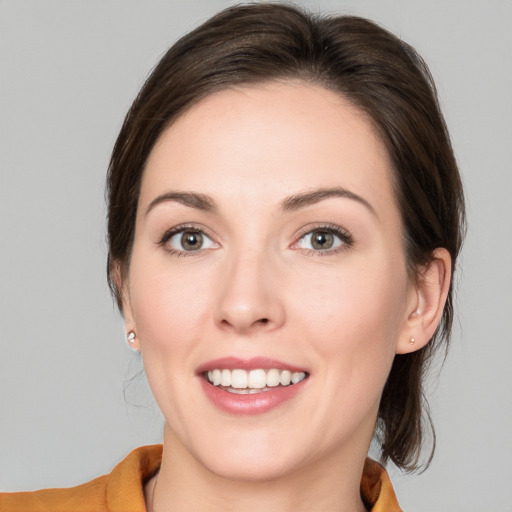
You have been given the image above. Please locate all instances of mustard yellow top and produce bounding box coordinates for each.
[0,445,401,511]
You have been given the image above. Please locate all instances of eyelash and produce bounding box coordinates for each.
[158,223,354,257]
[292,223,354,256]
[158,224,216,257]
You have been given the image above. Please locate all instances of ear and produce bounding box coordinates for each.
[396,248,452,354]
[111,261,140,351]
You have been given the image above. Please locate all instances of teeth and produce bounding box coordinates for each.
[248,369,266,389]
[205,368,307,389]
[221,369,231,387]
[231,369,248,389]
[266,369,280,387]
[291,372,304,384]
[280,370,291,386]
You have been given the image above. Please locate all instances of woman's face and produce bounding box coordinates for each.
[122,82,417,480]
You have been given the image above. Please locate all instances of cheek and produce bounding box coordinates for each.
[126,257,215,423]
[293,257,408,365]
[128,257,214,354]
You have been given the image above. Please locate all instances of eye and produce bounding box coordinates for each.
[294,225,352,253]
[162,227,217,253]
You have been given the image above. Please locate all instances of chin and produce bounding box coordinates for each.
[199,451,301,483]
[177,425,308,483]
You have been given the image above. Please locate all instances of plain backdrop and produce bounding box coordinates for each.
[1,1,511,510]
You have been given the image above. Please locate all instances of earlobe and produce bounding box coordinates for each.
[125,330,140,351]
[396,248,452,354]
[111,261,140,351]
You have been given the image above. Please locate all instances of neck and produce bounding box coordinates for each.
[147,427,368,512]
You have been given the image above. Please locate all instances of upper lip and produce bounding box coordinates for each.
[196,357,308,374]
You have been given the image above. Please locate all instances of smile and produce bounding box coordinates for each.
[198,358,310,415]
[205,368,308,394]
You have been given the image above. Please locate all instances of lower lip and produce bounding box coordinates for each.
[199,377,308,415]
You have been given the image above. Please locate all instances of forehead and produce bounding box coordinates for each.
[140,82,399,221]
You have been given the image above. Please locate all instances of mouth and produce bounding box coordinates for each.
[197,357,310,414]
[203,368,308,394]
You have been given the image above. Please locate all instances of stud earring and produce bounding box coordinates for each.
[409,337,416,345]
[127,331,136,344]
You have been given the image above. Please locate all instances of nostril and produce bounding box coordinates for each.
[258,318,269,324]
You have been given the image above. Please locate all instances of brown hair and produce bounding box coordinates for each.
[107,3,465,471]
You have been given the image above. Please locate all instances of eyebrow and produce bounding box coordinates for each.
[281,187,377,217]
[145,192,218,216]
[145,187,376,217]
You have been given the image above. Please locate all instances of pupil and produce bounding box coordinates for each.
[181,231,202,250]
[312,231,333,250]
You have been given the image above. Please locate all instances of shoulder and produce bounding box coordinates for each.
[0,474,109,512]
[0,445,162,512]
[361,458,402,512]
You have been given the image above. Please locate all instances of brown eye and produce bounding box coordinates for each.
[164,228,217,253]
[295,226,350,253]
[310,231,334,250]
[181,231,203,251]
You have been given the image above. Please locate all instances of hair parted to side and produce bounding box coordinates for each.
[107,3,465,472]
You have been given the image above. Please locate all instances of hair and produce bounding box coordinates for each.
[106,2,465,472]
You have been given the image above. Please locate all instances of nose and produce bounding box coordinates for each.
[214,248,286,335]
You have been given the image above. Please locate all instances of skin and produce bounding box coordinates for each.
[119,82,450,511]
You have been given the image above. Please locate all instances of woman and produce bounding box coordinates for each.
[1,3,465,511]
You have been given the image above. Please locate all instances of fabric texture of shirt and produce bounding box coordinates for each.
[0,445,401,511]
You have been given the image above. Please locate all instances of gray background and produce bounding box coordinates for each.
[1,0,511,510]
